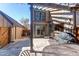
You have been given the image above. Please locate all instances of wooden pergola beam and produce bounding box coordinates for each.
[52,19,73,25]
[51,16,72,20]
[51,12,73,15]
[50,9,61,12]
[32,3,70,10]
[33,5,61,12]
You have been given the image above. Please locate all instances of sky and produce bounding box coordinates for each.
[0,3,30,23]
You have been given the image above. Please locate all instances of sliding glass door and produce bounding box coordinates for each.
[35,25,44,37]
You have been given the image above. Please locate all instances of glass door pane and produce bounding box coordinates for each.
[36,25,44,37]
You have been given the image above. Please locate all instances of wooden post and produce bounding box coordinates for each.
[15,26,16,40]
[73,8,77,37]
[8,27,11,43]
[30,4,33,52]
[48,11,51,38]
[46,11,50,37]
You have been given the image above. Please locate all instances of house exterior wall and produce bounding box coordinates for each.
[0,14,12,27]
[16,27,23,39]
[0,14,12,47]
[0,14,24,47]
[11,27,23,41]
[33,22,48,37]
[32,5,75,38]
[31,4,79,41]
[32,8,50,38]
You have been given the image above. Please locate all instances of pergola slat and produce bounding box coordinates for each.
[51,12,73,15]
[32,3,70,10]
[51,16,72,20]
[51,9,61,12]
[52,19,73,25]
[33,5,61,12]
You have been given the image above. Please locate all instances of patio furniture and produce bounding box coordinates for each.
[19,47,30,56]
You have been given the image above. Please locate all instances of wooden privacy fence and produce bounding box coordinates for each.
[0,27,10,48]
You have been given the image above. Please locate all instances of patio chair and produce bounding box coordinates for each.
[19,50,30,56]
[19,47,30,56]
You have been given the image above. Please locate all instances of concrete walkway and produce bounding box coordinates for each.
[33,38,50,51]
[0,37,51,56]
[0,38,30,56]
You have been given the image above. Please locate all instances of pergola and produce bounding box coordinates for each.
[29,3,79,52]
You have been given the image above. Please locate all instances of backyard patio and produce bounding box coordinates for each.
[32,38,79,56]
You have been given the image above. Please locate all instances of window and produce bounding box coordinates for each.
[34,9,41,21]
[41,12,46,21]
[34,9,46,21]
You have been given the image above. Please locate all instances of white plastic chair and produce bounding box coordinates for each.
[19,47,30,56]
